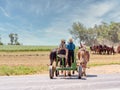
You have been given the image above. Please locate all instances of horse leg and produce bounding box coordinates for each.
[82,68,86,76]
[64,70,66,77]
[68,71,71,76]
[82,63,87,76]
[64,58,66,77]
[50,59,54,66]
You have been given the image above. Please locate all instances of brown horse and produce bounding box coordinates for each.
[49,48,58,66]
[117,45,120,53]
[49,48,67,76]
[78,49,90,76]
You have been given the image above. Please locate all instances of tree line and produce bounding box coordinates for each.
[0,33,20,45]
[69,21,120,46]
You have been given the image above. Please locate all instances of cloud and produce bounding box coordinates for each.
[0,6,10,17]
[64,0,118,27]
[33,0,115,44]
[38,0,119,45]
[88,1,116,17]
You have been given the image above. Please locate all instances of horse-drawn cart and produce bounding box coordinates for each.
[49,54,82,79]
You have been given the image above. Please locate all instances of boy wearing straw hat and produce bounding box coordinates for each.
[66,38,75,67]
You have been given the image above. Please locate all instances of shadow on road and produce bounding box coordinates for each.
[86,74,97,78]
[52,74,97,80]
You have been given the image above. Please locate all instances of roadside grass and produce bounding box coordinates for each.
[88,62,120,67]
[0,62,120,76]
[0,65,48,76]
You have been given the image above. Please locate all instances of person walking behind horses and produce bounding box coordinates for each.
[58,39,68,67]
[66,38,75,76]
[57,39,68,76]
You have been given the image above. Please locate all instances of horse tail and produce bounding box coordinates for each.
[78,51,80,60]
[86,51,90,62]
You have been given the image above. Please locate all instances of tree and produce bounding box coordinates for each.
[0,35,3,45]
[69,22,98,46]
[69,22,87,44]
[69,21,120,46]
[9,33,20,45]
[14,34,18,45]
[108,22,120,43]
[87,27,98,45]
[9,33,14,45]
[91,22,120,44]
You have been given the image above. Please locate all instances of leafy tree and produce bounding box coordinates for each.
[87,27,98,45]
[9,33,20,45]
[108,22,120,43]
[0,36,3,45]
[69,21,120,46]
[69,22,99,46]
[14,34,18,45]
[69,22,87,44]
[9,33,14,45]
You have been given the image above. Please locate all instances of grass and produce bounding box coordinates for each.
[88,62,120,67]
[0,63,120,76]
[0,45,86,52]
[0,65,48,76]
[0,45,57,52]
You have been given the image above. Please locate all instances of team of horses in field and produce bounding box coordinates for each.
[90,44,116,55]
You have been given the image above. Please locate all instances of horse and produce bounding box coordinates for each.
[49,48,67,76]
[103,45,115,55]
[90,45,101,54]
[78,49,90,76]
[49,48,58,66]
[117,45,120,53]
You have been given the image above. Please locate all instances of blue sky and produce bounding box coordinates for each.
[0,0,120,45]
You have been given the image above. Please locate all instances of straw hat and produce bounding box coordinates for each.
[69,38,73,42]
[61,39,65,43]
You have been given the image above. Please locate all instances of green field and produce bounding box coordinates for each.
[0,45,87,52]
[0,45,57,52]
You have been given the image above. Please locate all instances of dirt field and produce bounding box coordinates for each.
[0,51,120,74]
[0,51,49,66]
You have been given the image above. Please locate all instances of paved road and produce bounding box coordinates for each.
[0,73,120,90]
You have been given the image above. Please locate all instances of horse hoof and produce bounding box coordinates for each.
[68,73,71,76]
[72,71,75,74]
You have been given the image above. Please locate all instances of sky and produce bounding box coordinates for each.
[0,0,120,45]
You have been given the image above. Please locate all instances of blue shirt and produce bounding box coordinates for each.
[66,42,75,50]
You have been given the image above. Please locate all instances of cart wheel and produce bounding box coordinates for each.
[55,70,59,77]
[78,66,82,79]
[49,66,54,79]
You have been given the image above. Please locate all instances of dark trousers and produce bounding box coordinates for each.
[59,58,66,67]
[68,50,74,66]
